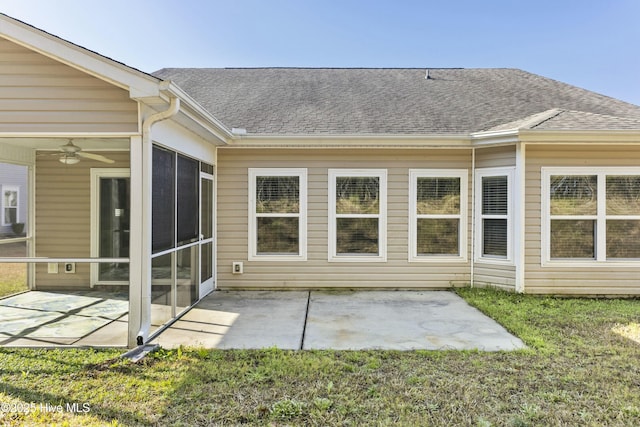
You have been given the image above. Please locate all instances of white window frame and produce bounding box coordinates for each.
[409,169,468,262]
[541,167,640,267]
[328,169,387,262]
[2,185,19,226]
[474,167,514,264]
[248,168,307,261]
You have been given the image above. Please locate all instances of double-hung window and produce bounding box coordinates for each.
[542,167,640,264]
[475,168,514,263]
[329,169,387,262]
[409,170,467,261]
[248,168,307,261]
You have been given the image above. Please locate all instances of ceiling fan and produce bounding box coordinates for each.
[45,141,116,165]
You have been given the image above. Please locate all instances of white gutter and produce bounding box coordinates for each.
[143,94,180,136]
[135,95,180,346]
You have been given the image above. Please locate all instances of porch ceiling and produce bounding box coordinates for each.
[0,137,130,151]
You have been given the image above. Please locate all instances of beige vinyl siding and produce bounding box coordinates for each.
[217,148,473,289]
[472,264,515,291]
[475,145,516,168]
[0,39,137,133]
[525,144,640,295]
[473,144,516,290]
[34,152,130,289]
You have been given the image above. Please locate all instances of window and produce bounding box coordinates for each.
[409,170,467,261]
[475,168,513,263]
[542,168,640,264]
[248,168,307,261]
[329,169,387,262]
[2,186,19,226]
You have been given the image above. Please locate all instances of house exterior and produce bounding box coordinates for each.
[1,14,640,347]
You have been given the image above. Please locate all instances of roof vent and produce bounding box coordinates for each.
[425,69,432,80]
[231,127,247,136]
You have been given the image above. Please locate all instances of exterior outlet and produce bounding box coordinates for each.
[64,263,76,274]
[232,262,243,274]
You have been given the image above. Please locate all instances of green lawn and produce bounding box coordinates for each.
[0,263,27,298]
[1,288,640,426]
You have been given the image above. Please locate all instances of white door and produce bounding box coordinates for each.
[90,168,130,286]
[199,172,214,296]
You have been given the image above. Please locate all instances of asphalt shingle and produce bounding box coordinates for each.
[152,68,640,135]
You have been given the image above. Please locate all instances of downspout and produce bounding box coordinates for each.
[470,147,476,288]
[136,95,180,345]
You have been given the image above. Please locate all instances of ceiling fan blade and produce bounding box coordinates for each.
[77,152,115,164]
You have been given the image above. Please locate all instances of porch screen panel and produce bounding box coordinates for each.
[201,177,213,239]
[152,146,175,253]
[177,154,199,246]
[335,176,380,255]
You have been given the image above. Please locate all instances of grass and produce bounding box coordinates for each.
[1,288,640,426]
[0,263,27,298]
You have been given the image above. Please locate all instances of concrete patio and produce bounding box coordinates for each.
[0,289,526,350]
[151,290,526,351]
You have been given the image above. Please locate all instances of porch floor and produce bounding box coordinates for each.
[0,291,129,347]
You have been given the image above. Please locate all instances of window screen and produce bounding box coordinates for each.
[416,176,460,256]
[482,176,508,215]
[550,175,597,215]
[606,176,640,258]
[335,176,380,255]
[176,154,199,246]
[481,175,508,257]
[255,175,300,255]
[152,147,175,253]
[548,175,597,259]
[545,171,640,262]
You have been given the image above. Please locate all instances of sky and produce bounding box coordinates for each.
[1,0,639,105]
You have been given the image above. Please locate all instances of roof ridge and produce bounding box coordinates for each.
[519,109,564,129]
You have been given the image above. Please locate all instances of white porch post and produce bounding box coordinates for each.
[514,142,526,293]
[127,135,152,347]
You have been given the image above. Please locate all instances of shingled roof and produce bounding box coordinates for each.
[153,68,640,135]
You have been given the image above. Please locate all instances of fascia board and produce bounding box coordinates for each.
[0,14,161,99]
[519,129,640,144]
[470,129,520,145]
[225,133,472,148]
